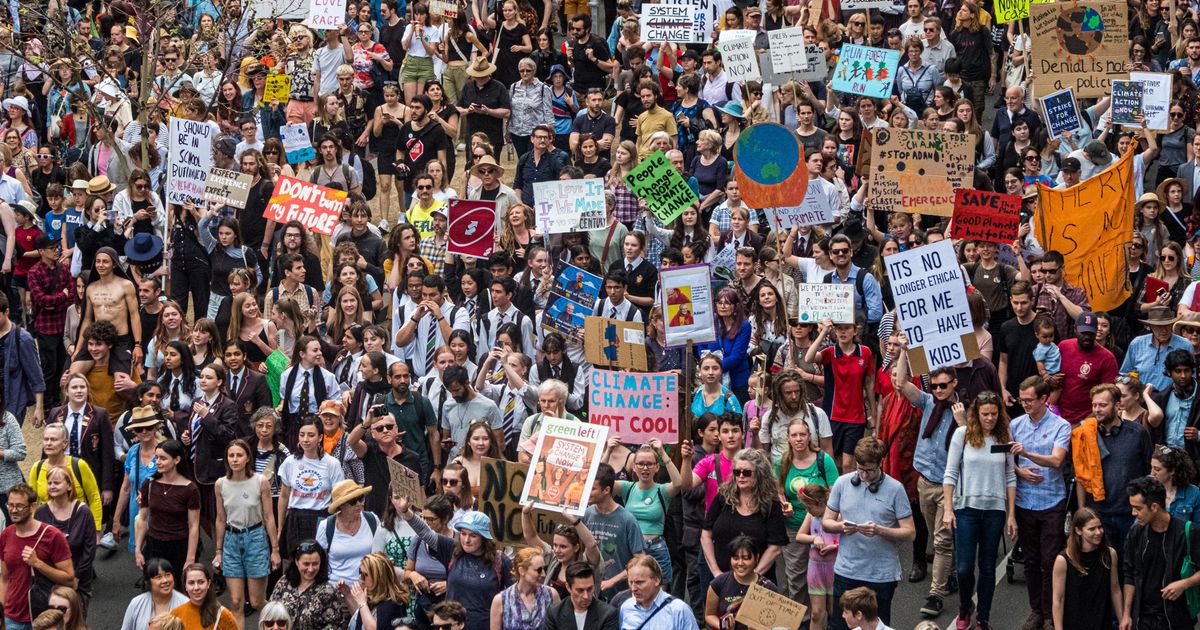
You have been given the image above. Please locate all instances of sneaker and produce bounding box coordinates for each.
[920,595,944,617]
[947,572,959,594]
[1021,612,1043,630]
[98,532,117,550]
[955,613,974,630]
[977,621,990,630]
[457,143,466,153]
[378,219,389,233]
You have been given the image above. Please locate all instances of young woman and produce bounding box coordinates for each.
[704,534,782,630]
[227,293,278,368]
[171,563,238,630]
[400,4,439,104]
[1150,446,1200,523]
[189,318,223,373]
[346,552,411,630]
[498,204,540,274]
[489,547,558,630]
[492,0,532,88]
[519,503,601,600]
[605,141,640,227]
[45,587,85,630]
[1136,193,1170,269]
[214,439,280,628]
[195,205,258,320]
[775,418,838,605]
[805,318,877,471]
[699,287,753,403]
[120,559,190,630]
[278,418,345,556]
[36,466,96,602]
[135,440,201,587]
[1051,508,1122,630]
[441,463,475,515]
[326,286,371,348]
[773,319,825,393]
[1145,242,1189,314]
[612,439,682,582]
[692,353,743,418]
[146,301,189,380]
[942,393,1017,630]
[113,410,162,551]
[425,81,461,178]
[574,135,609,178]
[646,306,684,373]
[451,421,503,499]
[271,542,348,629]
[691,130,729,213]
[371,83,410,227]
[403,495,456,625]
[749,282,789,365]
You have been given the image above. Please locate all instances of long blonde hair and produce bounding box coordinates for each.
[328,286,367,344]
[226,292,258,344]
[499,204,535,254]
[361,552,410,605]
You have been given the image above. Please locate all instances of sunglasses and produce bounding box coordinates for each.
[431,624,455,630]
[443,478,460,486]
[416,185,432,190]
[930,381,954,390]
[263,620,288,628]
[133,425,157,433]
[1164,255,1178,261]
[264,149,280,154]
[372,423,396,432]
[732,469,754,477]
[296,541,321,554]
[478,167,497,174]
[1172,112,1186,118]
[830,248,850,255]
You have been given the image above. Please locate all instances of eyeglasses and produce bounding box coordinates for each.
[924,26,936,31]
[372,423,396,432]
[634,461,657,468]
[732,468,754,477]
[929,381,954,390]
[6,503,29,511]
[263,620,288,628]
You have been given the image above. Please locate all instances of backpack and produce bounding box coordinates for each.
[322,510,378,548]
[310,163,356,190]
[621,481,667,513]
[32,457,92,508]
[357,154,377,201]
[272,284,317,310]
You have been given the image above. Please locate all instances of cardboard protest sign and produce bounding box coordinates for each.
[533,178,605,234]
[264,74,291,102]
[203,168,253,209]
[588,370,680,444]
[1039,88,1082,137]
[734,123,809,209]
[767,27,808,73]
[797,45,829,82]
[521,418,608,516]
[795,284,855,324]
[306,0,345,28]
[1111,80,1145,125]
[625,151,698,225]
[280,123,315,164]
[712,244,737,283]
[736,582,808,630]
[584,316,649,370]
[659,264,716,347]
[387,459,425,508]
[541,294,590,336]
[430,0,457,16]
[868,128,974,217]
[886,239,979,373]
[722,37,761,83]
[479,458,568,545]
[641,0,707,43]
[832,44,899,99]
[952,189,1021,244]
[447,199,497,259]
[554,264,602,307]
[771,179,837,229]
[1031,1,1129,98]
[995,0,1030,23]
[1130,71,1172,131]
[264,175,347,236]
[1036,148,1135,312]
[167,118,214,206]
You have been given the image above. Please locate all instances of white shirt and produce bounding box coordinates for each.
[480,304,537,360]
[593,297,643,323]
[278,453,345,510]
[279,365,339,414]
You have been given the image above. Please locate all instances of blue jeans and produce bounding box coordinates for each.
[830,574,897,630]
[954,507,1006,621]
[6,618,32,630]
[644,537,673,584]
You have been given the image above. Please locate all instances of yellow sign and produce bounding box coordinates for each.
[264,74,291,103]
[1035,149,1135,312]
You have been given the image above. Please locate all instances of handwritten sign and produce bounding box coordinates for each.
[722,37,760,83]
[1130,71,1172,131]
[479,458,568,545]
[843,0,892,8]
[868,128,974,217]
[388,459,425,508]
[625,151,697,225]
[167,118,214,205]
[521,418,608,516]
[641,0,706,43]
[307,0,345,27]
[430,0,457,16]
[203,167,253,209]
[588,370,680,444]
[534,178,605,234]
[767,27,808,73]
[659,264,716,347]
[584,316,649,370]
[264,74,291,103]
[1031,1,1129,98]
[797,45,829,82]
[1036,148,1135,312]
[1110,80,1145,125]
[771,179,836,229]
[832,44,899,99]
[1039,88,1082,137]
[952,189,1021,244]
[447,199,497,259]
[280,123,315,164]
[264,175,347,236]
[795,284,854,324]
[736,582,808,630]
[886,239,975,372]
[995,0,1030,23]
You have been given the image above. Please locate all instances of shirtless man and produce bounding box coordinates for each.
[66,246,142,382]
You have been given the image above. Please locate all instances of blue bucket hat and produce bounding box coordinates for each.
[549,64,568,78]
[715,100,745,119]
[456,511,494,540]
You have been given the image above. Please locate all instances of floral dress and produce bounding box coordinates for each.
[270,580,347,630]
[500,584,554,630]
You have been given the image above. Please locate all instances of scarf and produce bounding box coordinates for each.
[923,391,960,451]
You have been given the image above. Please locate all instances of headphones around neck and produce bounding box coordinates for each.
[851,470,885,493]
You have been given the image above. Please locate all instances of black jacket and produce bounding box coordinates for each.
[543,598,619,630]
[190,394,247,483]
[48,404,115,492]
[1122,516,1200,629]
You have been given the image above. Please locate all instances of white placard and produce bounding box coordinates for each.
[795,284,854,324]
[843,0,893,9]
[641,0,707,44]
[245,0,308,20]
[306,0,345,28]
[721,37,760,83]
[771,179,836,228]
[768,27,808,73]
[1130,71,1172,132]
[797,45,829,82]
[167,118,214,206]
[885,239,973,370]
[533,179,605,234]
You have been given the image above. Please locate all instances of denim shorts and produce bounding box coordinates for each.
[223,525,270,579]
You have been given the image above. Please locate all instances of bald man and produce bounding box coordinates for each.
[991,85,1043,151]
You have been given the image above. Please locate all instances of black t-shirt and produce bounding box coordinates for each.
[702,497,789,572]
[399,121,450,192]
[458,78,511,142]
[995,317,1038,395]
[379,19,407,70]
[570,35,611,91]
[139,307,161,353]
[360,442,422,516]
[1141,527,1168,616]
[616,91,645,142]
[478,186,501,201]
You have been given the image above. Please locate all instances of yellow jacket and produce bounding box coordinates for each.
[1071,418,1105,502]
[31,457,103,531]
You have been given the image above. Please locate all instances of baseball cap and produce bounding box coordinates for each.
[1076,312,1097,334]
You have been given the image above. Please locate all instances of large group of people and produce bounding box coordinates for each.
[0,0,1197,629]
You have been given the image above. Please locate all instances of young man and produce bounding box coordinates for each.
[79,320,141,420]
[70,246,141,382]
[840,587,895,630]
[568,14,615,94]
[25,235,69,410]
[594,270,643,324]
[480,277,537,360]
[264,253,321,326]
[341,203,386,288]
[314,28,353,97]
[1057,312,1119,423]
[396,275,469,378]
[805,318,877,472]
[1122,476,1200,629]
[405,173,447,242]
[1030,250,1088,340]
[570,88,616,154]
[996,281,1038,415]
[398,94,449,198]
[633,81,677,160]
[0,484,75,629]
[311,136,362,194]
[348,360,429,512]
[439,365,503,460]
[223,340,273,427]
[582,463,647,599]
[544,562,619,630]
[419,208,449,277]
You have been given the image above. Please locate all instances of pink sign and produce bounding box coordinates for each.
[588,370,680,444]
[264,175,346,236]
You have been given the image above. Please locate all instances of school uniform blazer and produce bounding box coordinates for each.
[191,394,246,484]
[227,369,273,430]
[48,404,115,492]
[716,229,765,253]
[544,598,619,630]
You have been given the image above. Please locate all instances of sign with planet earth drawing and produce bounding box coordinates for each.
[1031,0,1128,98]
[733,123,809,209]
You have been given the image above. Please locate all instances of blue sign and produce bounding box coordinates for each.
[1039,88,1082,137]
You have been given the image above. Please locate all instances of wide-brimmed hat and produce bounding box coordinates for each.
[1084,141,1112,166]
[1157,178,1186,201]
[13,199,36,220]
[125,232,164,262]
[70,179,89,190]
[2,96,29,117]
[125,406,162,432]
[455,510,494,540]
[467,57,497,78]
[715,100,745,119]
[328,480,373,513]
[1135,192,1161,211]
[1141,306,1180,327]
[1175,319,1200,333]
[87,176,116,195]
[472,155,505,176]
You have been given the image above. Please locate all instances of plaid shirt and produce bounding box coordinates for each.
[607,177,640,225]
[26,260,75,335]
[419,236,448,277]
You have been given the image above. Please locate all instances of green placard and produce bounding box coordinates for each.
[624,150,698,225]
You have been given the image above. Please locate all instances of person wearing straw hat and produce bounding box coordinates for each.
[1175,318,1200,357]
[112,403,164,551]
[1122,307,1194,392]
[314,480,378,587]
[466,154,518,228]
[457,57,511,160]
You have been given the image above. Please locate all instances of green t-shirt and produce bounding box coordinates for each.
[777,452,839,531]
[615,480,670,536]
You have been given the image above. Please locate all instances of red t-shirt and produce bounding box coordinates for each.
[1,523,71,622]
[1056,338,1118,424]
[13,226,42,278]
[821,344,873,424]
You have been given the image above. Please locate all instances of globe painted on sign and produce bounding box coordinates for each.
[1055,6,1105,57]
[735,123,798,186]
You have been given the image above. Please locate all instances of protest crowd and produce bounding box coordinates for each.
[6,0,1200,628]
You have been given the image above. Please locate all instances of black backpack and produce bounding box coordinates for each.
[360,156,377,201]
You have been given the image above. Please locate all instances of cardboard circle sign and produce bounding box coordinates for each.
[733,123,809,209]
